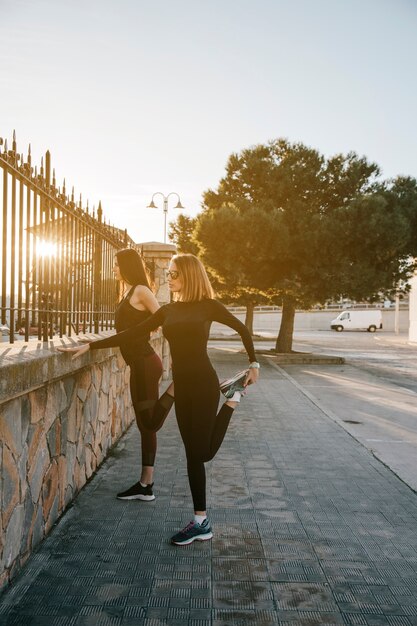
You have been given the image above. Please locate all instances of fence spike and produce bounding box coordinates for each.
[71,186,74,203]
[62,178,66,195]
[97,201,103,224]
[12,129,16,151]
[52,168,56,187]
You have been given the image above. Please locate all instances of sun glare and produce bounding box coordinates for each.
[37,240,58,258]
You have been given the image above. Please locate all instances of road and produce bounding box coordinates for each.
[213,330,417,392]
[292,330,417,393]
[210,330,417,492]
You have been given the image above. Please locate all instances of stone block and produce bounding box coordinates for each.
[2,504,24,568]
[0,398,22,456]
[29,386,47,424]
[93,422,103,456]
[91,364,102,392]
[77,368,91,402]
[65,442,76,486]
[57,455,67,512]
[20,396,30,449]
[102,365,111,394]
[76,397,85,437]
[27,422,44,468]
[60,410,68,448]
[63,376,75,404]
[2,445,20,528]
[74,460,86,492]
[64,485,73,508]
[111,403,117,438]
[44,493,59,534]
[44,384,61,432]
[76,438,86,467]
[28,441,50,504]
[57,381,68,414]
[66,394,78,444]
[42,460,59,523]
[17,445,28,502]
[86,387,98,427]
[46,419,61,458]
[111,357,118,373]
[85,446,94,479]
[20,491,35,553]
[30,503,44,550]
[84,423,94,447]
[98,392,108,423]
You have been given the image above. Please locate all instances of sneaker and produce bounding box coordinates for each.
[116,481,155,501]
[170,519,213,545]
[219,370,248,399]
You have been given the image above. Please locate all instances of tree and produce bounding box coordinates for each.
[169,212,271,334]
[196,139,417,352]
[194,204,281,334]
[168,214,199,255]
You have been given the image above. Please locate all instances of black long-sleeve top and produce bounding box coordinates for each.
[90,299,257,375]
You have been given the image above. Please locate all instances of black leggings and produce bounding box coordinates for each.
[129,353,174,467]
[174,375,234,511]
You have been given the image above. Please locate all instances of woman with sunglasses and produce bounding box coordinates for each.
[60,248,175,503]
[59,253,259,545]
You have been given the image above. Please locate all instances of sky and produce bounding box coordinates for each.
[1,0,416,244]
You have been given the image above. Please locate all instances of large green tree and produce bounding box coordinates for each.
[195,139,417,352]
[169,213,271,334]
[168,214,199,255]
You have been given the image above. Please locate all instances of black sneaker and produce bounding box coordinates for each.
[219,370,248,399]
[116,481,155,501]
[170,519,213,546]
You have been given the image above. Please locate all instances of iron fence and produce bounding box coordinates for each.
[0,131,138,344]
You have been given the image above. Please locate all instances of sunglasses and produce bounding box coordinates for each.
[166,270,179,280]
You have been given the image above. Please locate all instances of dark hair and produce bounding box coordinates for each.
[115,248,151,290]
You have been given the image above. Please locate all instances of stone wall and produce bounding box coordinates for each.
[0,335,159,592]
[0,242,176,592]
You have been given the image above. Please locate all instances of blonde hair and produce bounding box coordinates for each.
[171,254,214,302]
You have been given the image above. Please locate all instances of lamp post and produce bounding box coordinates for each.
[147,192,184,244]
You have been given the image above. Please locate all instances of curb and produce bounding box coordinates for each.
[257,350,344,365]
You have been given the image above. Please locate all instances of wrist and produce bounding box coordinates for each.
[249,361,260,369]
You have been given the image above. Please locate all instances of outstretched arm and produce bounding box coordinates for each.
[90,306,165,352]
[210,300,259,385]
[57,306,166,359]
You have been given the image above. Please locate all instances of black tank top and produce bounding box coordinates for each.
[114,286,155,363]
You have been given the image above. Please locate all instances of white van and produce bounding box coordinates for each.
[330,310,383,332]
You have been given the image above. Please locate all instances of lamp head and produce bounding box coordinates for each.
[174,199,184,209]
[147,200,157,209]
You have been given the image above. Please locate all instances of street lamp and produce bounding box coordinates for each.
[147,192,184,244]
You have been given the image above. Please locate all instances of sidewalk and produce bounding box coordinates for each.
[1,348,417,625]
